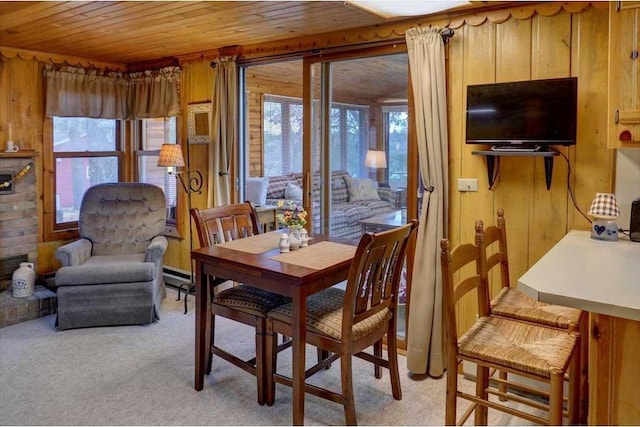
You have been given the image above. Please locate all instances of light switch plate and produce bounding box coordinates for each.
[457,178,478,192]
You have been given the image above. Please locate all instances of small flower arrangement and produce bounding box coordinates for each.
[276,200,307,229]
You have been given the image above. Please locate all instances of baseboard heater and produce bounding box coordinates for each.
[162,266,191,290]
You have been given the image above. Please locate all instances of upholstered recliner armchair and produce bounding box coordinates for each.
[54,183,168,330]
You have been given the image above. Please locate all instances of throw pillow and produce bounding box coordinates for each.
[245,177,269,206]
[344,176,381,202]
[284,182,303,200]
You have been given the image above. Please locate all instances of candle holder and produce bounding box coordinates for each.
[5,140,19,153]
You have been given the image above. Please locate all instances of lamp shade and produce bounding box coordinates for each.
[587,193,620,219]
[364,150,387,168]
[157,144,185,168]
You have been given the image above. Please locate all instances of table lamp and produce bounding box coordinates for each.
[157,143,203,194]
[587,192,620,241]
[364,150,387,187]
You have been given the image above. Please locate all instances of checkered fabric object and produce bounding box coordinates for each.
[587,193,620,218]
[265,170,396,238]
[266,174,301,200]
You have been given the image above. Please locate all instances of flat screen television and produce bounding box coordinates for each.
[466,77,577,148]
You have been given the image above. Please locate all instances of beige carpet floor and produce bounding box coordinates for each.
[0,288,540,426]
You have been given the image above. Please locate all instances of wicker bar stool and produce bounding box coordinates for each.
[441,221,580,425]
[483,209,587,420]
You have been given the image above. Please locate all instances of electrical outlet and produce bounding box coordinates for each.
[457,178,478,192]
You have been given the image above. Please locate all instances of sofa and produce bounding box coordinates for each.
[261,170,397,239]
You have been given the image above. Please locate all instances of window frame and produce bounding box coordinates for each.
[43,117,124,242]
[262,95,368,177]
[133,117,182,238]
[381,104,409,189]
[329,101,368,177]
[262,94,303,176]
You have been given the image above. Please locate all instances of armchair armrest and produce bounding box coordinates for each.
[55,238,92,267]
[145,235,168,263]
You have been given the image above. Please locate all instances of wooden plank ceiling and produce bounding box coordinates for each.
[0,1,390,65]
[246,56,409,104]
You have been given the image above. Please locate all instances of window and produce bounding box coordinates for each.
[263,95,369,177]
[263,95,303,176]
[51,117,122,231]
[383,106,408,189]
[136,117,178,223]
[330,103,368,177]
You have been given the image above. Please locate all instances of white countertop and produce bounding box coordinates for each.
[518,230,640,321]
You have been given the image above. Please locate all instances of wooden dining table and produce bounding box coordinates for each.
[191,231,357,425]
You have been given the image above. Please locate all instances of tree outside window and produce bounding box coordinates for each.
[383,106,408,189]
[263,95,303,176]
[330,104,368,177]
[263,95,369,178]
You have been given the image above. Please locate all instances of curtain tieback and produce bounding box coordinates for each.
[218,172,230,177]
[425,185,435,192]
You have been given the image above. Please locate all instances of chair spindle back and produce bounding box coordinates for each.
[191,202,261,249]
[483,208,510,290]
[441,220,491,349]
[342,220,418,334]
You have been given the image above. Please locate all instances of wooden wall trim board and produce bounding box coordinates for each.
[0,46,127,72]
[232,2,605,63]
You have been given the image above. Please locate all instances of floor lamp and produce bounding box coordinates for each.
[157,143,203,314]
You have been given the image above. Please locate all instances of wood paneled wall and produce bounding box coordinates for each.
[448,5,612,331]
[172,60,216,272]
[0,3,615,298]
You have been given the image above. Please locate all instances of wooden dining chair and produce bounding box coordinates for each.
[482,209,587,419]
[264,220,419,425]
[190,202,291,405]
[441,221,580,426]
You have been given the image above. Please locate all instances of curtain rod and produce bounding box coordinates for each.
[441,28,455,44]
[210,27,454,68]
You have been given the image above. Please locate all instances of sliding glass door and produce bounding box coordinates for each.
[240,46,414,347]
[304,48,412,345]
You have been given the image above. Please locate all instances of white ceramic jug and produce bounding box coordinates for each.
[12,262,36,298]
[279,233,290,253]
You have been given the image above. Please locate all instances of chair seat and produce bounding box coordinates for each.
[459,315,577,379]
[268,287,392,341]
[491,287,582,330]
[55,255,154,286]
[214,285,291,318]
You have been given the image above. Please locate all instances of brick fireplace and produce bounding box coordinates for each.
[0,155,38,281]
[0,152,57,328]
